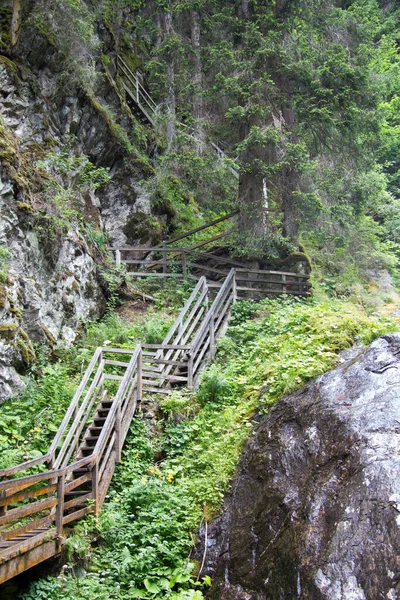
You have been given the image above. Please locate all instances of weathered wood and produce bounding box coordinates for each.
[125,271,185,278]
[0,496,58,527]
[62,506,93,526]
[0,453,51,478]
[56,475,65,538]
[0,484,57,509]
[142,344,191,350]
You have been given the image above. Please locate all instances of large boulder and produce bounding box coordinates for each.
[203,334,400,600]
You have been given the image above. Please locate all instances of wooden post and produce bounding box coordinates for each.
[136,348,143,405]
[162,242,167,274]
[136,76,139,104]
[115,400,121,463]
[209,316,215,359]
[181,250,187,279]
[282,274,287,293]
[92,462,99,517]
[233,270,237,302]
[187,353,194,389]
[56,474,65,541]
[115,249,121,267]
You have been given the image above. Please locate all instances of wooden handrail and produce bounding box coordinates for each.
[0,266,310,584]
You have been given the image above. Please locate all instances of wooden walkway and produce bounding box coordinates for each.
[117,56,239,176]
[112,245,310,298]
[0,271,239,584]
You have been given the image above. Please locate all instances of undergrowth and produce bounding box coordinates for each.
[18,295,400,599]
[0,310,174,470]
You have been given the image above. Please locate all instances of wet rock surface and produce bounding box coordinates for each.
[203,334,400,600]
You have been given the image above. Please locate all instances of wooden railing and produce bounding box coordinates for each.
[111,245,310,297]
[118,56,157,126]
[0,269,240,584]
[117,56,238,173]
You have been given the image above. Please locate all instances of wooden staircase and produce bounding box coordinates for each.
[117,56,238,175]
[0,271,240,585]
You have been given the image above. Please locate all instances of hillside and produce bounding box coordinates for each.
[0,0,399,598]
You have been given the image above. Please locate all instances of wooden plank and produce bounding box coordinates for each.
[0,516,52,542]
[235,268,308,278]
[64,472,92,492]
[0,454,51,478]
[0,484,57,509]
[0,538,58,585]
[63,492,92,512]
[235,277,311,287]
[0,496,57,527]
[0,529,58,566]
[0,456,93,494]
[126,271,184,278]
[104,374,124,381]
[236,286,309,295]
[142,386,171,395]
[104,359,130,368]
[142,344,191,350]
[142,372,187,383]
[62,506,93,526]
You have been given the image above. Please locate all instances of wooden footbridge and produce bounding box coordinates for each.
[0,263,309,585]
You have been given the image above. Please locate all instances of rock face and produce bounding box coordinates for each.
[203,334,400,600]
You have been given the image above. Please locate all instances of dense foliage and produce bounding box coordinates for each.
[16,296,400,599]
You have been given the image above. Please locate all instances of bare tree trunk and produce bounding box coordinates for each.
[164,11,176,151]
[239,0,250,19]
[114,0,123,58]
[190,9,205,153]
[10,0,22,46]
[238,170,266,242]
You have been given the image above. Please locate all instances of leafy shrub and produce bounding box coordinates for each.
[196,366,231,405]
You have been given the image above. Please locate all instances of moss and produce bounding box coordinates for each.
[281,251,312,271]
[40,323,57,347]
[0,322,18,341]
[8,307,22,320]
[0,286,7,309]
[16,201,33,212]
[16,337,36,366]
[87,94,134,152]
[71,280,80,292]
[123,211,164,245]
[86,94,155,176]
[0,55,20,81]
[0,7,12,49]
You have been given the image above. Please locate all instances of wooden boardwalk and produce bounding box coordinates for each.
[0,271,240,584]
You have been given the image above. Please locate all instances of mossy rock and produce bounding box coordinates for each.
[0,322,18,341]
[0,55,20,82]
[8,307,22,320]
[123,211,164,245]
[152,195,177,224]
[16,201,33,212]
[16,337,36,367]
[280,251,312,272]
[40,323,57,347]
[0,286,7,309]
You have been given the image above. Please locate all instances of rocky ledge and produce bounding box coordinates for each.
[203,334,400,600]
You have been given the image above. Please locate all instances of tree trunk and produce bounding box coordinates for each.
[10,0,22,46]
[163,11,177,150]
[238,169,267,245]
[190,9,205,153]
